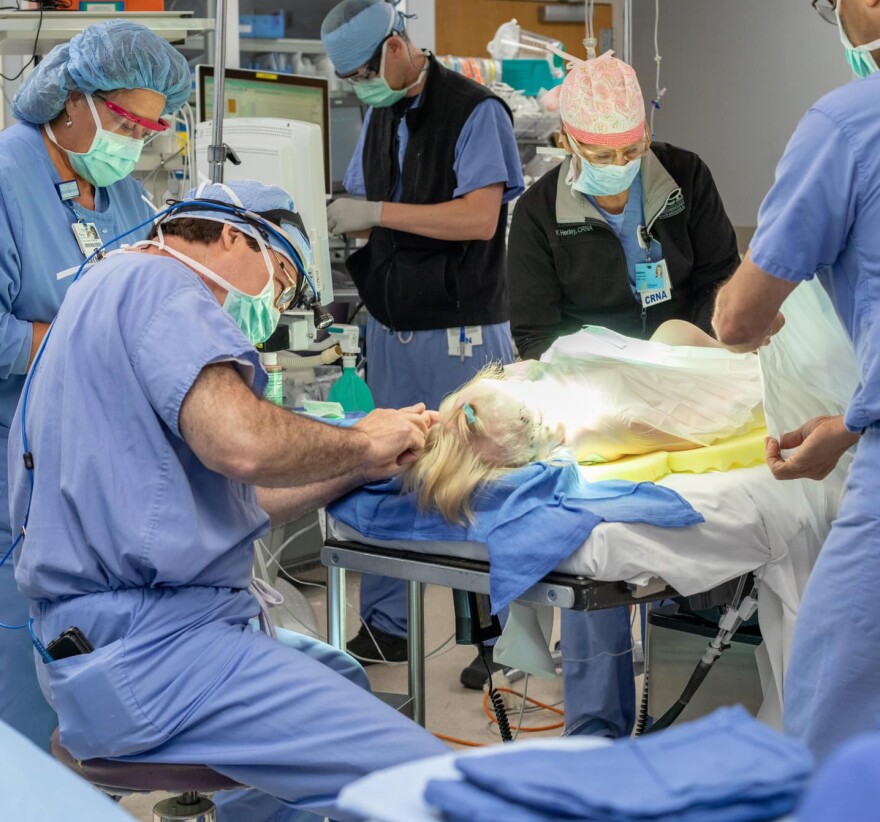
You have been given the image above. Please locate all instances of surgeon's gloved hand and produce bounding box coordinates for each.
[765,414,860,481]
[354,404,433,482]
[327,198,383,236]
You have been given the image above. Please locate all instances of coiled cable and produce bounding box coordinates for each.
[479,641,513,743]
[634,659,650,736]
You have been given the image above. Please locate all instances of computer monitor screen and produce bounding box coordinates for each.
[197,66,330,193]
[329,98,364,194]
[195,117,333,306]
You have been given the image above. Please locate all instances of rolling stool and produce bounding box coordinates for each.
[50,729,242,821]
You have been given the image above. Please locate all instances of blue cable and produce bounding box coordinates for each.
[28,620,53,663]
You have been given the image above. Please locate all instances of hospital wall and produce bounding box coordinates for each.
[629,0,852,246]
[407,0,437,52]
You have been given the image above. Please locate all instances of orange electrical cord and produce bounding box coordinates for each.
[433,686,566,746]
[433,732,486,747]
[482,688,565,733]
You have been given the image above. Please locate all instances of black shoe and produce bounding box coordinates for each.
[347,623,408,665]
[460,646,505,690]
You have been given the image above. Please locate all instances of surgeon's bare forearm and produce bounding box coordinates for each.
[180,363,370,487]
[28,321,50,369]
[712,253,797,347]
[379,183,503,242]
[256,470,364,526]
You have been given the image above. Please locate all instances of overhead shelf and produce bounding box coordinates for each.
[0,11,213,55]
[240,37,324,54]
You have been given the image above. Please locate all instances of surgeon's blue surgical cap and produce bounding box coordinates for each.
[176,181,313,267]
[12,20,191,124]
[321,0,409,76]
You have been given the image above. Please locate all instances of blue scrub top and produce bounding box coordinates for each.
[343,97,524,205]
[0,123,153,536]
[9,252,270,602]
[749,72,880,432]
[587,172,664,295]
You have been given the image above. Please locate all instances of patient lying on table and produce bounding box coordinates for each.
[404,321,765,522]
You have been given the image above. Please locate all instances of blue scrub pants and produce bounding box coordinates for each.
[0,436,58,751]
[361,318,515,638]
[785,428,880,763]
[560,607,636,738]
[34,587,448,822]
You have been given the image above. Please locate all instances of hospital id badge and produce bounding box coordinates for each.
[447,325,483,358]
[641,287,672,308]
[635,260,668,293]
[71,221,103,259]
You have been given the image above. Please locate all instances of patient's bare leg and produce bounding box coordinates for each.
[649,320,724,348]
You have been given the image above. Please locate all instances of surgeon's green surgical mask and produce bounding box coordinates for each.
[837,3,880,77]
[222,276,281,346]
[46,95,145,188]
[353,41,426,108]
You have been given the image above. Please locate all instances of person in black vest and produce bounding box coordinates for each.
[321,0,524,686]
[510,51,738,742]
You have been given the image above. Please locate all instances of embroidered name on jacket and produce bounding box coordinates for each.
[557,225,595,237]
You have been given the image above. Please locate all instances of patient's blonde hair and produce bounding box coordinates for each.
[402,364,543,525]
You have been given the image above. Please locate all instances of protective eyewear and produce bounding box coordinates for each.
[812,0,837,25]
[94,93,169,141]
[336,34,392,83]
[268,246,304,312]
[568,132,651,166]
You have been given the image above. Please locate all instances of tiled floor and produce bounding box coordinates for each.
[121,569,643,820]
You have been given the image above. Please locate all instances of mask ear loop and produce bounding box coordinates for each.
[44,92,104,156]
[249,228,277,289]
[83,94,104,132]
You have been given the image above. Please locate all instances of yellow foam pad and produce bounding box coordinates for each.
[579,428,768,484]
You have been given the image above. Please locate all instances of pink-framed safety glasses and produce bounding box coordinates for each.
[94,93,169,139]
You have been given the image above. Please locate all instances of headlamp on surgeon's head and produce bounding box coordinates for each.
[252,207,332,329]
[156,196,333,330]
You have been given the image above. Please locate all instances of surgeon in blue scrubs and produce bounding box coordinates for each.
[8,180,447,821]
[713,0,880,764]
[0,21,190,751]
[320,0,524,683]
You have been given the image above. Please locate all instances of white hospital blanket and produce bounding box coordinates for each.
[338,737,609,822]
[330,462,844,727]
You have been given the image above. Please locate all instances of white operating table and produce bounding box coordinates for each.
[324,458,842,728]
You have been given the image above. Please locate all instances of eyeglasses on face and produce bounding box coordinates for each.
[268,247,302,312]
[567,132,651,166]
[336,34,393,84]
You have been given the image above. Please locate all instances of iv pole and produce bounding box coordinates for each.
[207,0,240,184]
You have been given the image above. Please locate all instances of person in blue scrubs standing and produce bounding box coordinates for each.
[9,181,447,821]
[0,20,190,750]
[508,51,739,739]
[713,0,880,764]
[320,0,524,685]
